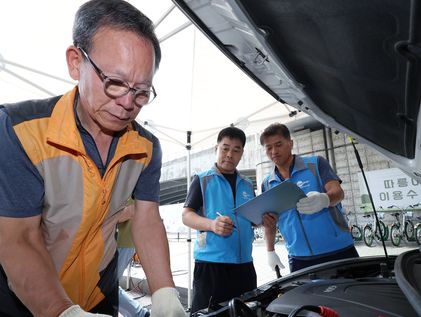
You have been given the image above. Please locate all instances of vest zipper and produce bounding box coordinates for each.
[282,169,314,256]
[233,182,242,263]
[79,239,86,304]
[234,209,242,262]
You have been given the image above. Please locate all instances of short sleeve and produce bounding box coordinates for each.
[132,135,162,202]
[0,110,44,217]
[317,156,342,186]
[183,175,203,212]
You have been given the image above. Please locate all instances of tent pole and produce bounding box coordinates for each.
[186,131,192,310]
[0,57,75,84]
[154,4,176,28]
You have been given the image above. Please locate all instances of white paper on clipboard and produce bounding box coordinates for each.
[234,182,306,225]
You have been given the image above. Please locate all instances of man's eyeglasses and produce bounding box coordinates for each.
[78,47,156,107]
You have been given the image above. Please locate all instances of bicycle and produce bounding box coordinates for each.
[362,210,388,247]
[388,204,418,247]
[351,224,363,241]
[345,210,363,241]
[415,215,421,245]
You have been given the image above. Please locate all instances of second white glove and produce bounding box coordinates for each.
[59,305,111,317]
[296,191,329,214]
[151,287,186,317]
[267,250,285,270]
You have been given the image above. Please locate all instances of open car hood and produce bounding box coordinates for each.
[171,1,421,316]
[172,0,421,180]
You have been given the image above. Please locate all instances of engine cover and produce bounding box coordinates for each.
[267,278,417,316]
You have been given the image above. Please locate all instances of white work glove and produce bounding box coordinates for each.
[59,305,111,317]
[296,191,329,214]
[151,287,186,317]
[267,250,285,270]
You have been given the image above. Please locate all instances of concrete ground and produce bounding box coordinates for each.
[121,235,418,314]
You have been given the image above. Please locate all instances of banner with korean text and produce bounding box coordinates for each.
[358,168,421,210]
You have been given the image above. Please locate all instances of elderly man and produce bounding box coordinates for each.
[0,1,185,316]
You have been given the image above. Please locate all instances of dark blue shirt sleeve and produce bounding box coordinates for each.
[183,175,203,211]
[317,156,342,186]
[0,110,44,217]
[132,135,162,202]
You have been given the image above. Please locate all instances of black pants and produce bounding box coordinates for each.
[89,287,119,317]
[288,245,359,272]
[191,261,257,314]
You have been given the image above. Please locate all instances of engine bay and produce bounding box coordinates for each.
[192,251,420,317]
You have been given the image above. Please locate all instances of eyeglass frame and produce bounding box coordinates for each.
[78,47,157,106]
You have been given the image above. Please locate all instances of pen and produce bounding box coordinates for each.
[216,212,237,228]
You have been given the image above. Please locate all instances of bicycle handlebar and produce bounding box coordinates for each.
[387,204,419,212]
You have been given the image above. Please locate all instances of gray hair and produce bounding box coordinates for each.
[73,0,161,70]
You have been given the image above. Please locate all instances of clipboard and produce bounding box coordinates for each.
[234,182,306,225]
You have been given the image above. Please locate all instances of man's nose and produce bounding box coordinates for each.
[116,92,136,110]
[226,149,235,157]
[269,148,278,155]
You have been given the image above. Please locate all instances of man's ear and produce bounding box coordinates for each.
[66,45,82,81]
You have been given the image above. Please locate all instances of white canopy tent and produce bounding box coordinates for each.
[0,0,305,157]
[0,0,308,308]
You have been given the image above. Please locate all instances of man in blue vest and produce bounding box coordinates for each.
[260,123,358,273]
[182,127,257,314]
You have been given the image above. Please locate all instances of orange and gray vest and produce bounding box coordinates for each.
[3,87,158,310]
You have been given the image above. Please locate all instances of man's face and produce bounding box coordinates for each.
[263,134,293,167]
[76,27,155,134]
[215,137,244,174]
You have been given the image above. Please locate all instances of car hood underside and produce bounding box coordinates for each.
[173,0,421,178]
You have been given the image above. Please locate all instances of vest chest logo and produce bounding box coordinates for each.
[296,180,310,189]
[241,191,252,200]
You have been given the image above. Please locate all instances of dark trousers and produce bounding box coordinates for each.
[288,245,359,272]
[89,287,119,317]
[191,261,257,315]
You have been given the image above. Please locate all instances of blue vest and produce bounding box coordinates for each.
[262,156,353,257]
[194,165,255,263]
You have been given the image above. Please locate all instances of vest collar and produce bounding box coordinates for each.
[46,87,148,158]
[268,155,306,183]
[211,163,240,176]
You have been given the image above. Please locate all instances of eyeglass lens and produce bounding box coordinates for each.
[104,78,154,106]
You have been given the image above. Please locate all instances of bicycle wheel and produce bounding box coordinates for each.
[415,224,421,245]
[351,225,362,241]
[390,224,401,247]
[404,220,415,241]
[363,225,374,247]
[375,220,388,240]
